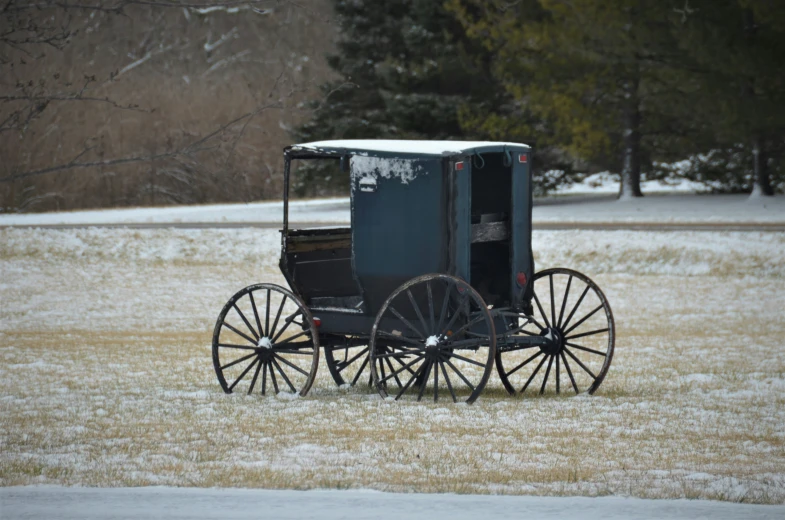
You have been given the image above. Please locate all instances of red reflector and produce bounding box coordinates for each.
[516,272,527,287]
[313,317,321,327]
[455,161,464,171]
[518,154,527,164]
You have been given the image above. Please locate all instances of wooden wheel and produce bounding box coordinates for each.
[324,338,372,387]
[369,274,496,404]
[212,283,319,396]
[496,268,614,396]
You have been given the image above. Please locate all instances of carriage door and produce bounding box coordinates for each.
[468,152,514,308]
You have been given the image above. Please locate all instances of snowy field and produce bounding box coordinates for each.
[1,225,784,508]
[1,193,783,227]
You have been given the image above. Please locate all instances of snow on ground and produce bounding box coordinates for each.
[1,227,784,505]
[2,487,784,520]
[552,172,708,196]
[1,193,783,227]
[0,198,350,226]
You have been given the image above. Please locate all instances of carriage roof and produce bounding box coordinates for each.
[288,139,531,157]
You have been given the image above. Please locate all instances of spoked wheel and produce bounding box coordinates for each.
[369,274,496,404]
[496,268,614,396]
[324,338,372,387]
[212,283,319,397]
[324,340,412,389]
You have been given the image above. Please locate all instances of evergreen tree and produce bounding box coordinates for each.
[661,0,785,195]
[294,0,574,197]
[453,0,686,198]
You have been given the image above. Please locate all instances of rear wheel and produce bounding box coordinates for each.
[212,284,319,396]
[369,274,496,404]
[496,268,614,396]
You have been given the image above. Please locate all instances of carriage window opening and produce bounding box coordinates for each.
[283,157,360,309]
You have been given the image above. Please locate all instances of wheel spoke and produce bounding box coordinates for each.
[439,292,470,337]
[233,304,260,341]
[416,361,433,402]
[440,361,457,403]
[389,306,426,340]
[540,355,554,395]
[561,285,590,331]
[336,347,369,371]
[436,281,452,333]
[557,275,573,328]
[395,361,426,400]
[406,289,429,337]
[380,354,423,384]
[506,351,542,377]
[383,357,403,388]
[247,359,262,395]
[272,358,297,393]
[390,353,417,375]
[261,362,268,395]
[567,328,609,341]
[433,359,439,402]
[532,290,551,329]
[222,322,257,346]
[549,274,556,327]
[563,304,605,336]
[447,314,487,340]
[427,282,435,333]
[265,288,271,338]
[560,350,579,394]
[269,295,287,338]
[228,358,258,392]
[351,355,371,386]
[275,330,311,346]
[520,354,548,393]
[446,351,486,367]
[268,360,280,393]
[566,341,607,357]
[271,310,302,342]
[377,330,424,346]
[249,291,264,338]
[374,347,423,359]
[555,354,560,394]
[444,358,475,392]
[221,351,257,370]
[218,343,257,351]
[564,347,597,379]
[274,354,310,377]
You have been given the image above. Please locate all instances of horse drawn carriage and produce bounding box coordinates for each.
[212,140,615,403]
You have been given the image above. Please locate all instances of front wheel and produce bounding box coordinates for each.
[495,268,615,396]
[212,283,320,397]
[369,274,496,404]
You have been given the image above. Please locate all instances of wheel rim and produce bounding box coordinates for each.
[495,268,615,396]
[212,283,319,396]
[369,274,496,404]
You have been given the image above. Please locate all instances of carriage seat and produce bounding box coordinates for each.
[283,228,364,312]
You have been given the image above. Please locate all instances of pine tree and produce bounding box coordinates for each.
[664,0,785,196]
[293,0,500,196]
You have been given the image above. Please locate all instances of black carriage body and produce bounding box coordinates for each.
[280,140,534,337]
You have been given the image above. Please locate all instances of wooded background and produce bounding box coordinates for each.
[2,0,783,212]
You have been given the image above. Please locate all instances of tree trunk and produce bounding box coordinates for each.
[750,137,773,197]
[619,77,643,199]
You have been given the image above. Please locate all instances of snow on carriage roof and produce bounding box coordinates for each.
[291,139,531,155]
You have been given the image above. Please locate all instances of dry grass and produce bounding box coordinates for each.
[1,228,784,503]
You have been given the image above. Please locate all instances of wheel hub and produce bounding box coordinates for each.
[539,327,564,356]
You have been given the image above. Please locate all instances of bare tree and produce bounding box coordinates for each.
[1,0,336,211]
